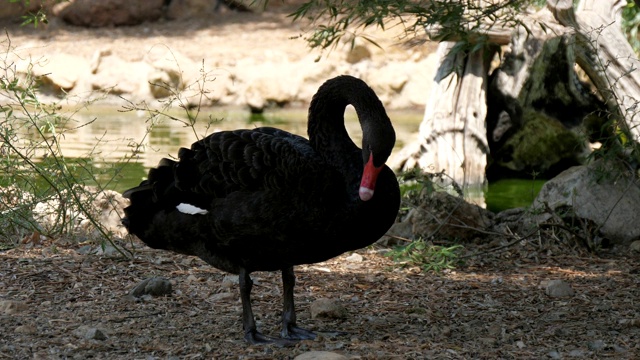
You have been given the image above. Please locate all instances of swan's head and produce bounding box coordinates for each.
[359,113,396,202]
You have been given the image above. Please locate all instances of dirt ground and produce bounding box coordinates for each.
[1,3,639,360]
[0,236,639,359]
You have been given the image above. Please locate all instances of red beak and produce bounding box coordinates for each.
[359,153,383,201]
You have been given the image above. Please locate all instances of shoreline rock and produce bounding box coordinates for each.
[1,8,438,112]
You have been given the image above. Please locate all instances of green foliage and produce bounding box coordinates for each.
[392,168,466,272]
[386,240,463,272]
[6,0,59,27]
[397,167,466,219]
[0,35,220,254]
[623,0,640,54]
[0,29,225,254]
[0,34,128,249]
[397,167,436,201]
[289,0,532,52]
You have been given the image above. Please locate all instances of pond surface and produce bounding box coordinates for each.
[485,178,546,213]
[37,106,543,212]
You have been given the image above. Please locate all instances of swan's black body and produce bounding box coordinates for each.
[122,75,400,344]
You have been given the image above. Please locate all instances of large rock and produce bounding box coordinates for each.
[143,47,233,105]
[91,54,154,98]
[55,0,164,27]
[0,2,27,19]
[29,53,90,94]
[408,192,494,241]
[534,159,640,244]
[166,0,257,19]
[241,59,302,112]
[31,186,128,238]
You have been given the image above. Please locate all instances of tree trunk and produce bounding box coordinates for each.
[396,43,492,197]
[395,0,640,202]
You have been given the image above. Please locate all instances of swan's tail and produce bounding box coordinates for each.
[121,158,177,238]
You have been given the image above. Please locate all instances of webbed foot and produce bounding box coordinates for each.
[281,324,316,340]
[245,329,298,347]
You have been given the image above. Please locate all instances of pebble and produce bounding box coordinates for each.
[310,298,347,319]
[14,324,37,334]
[568,349,584,357]
[545,279,575,298]
[94,244,118,256]
[345,253,363,262]
[0,300,28,315]
[612,344,627,353]
[630,240,640,252]
[548,350,561,359]
[588,339,605,351]
[221,275,239,288]
[127,276,172,299]
[186,274,200,283]
[74,326,108,340]
[76,245,93,255]
[294,351,348,360]
[208,292,235,302]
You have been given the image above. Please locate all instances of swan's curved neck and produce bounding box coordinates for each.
[307,77,387,166]
[307,98,358,163]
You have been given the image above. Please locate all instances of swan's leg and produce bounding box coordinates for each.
[239,268,279,344]
[239,268,298,346]
[280,266,316,340]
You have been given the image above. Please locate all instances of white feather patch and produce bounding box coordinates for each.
[176,203,209,215]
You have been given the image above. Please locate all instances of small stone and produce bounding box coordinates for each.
[186,274,200,283]
[76,245,93,255]
[568,349,583,357]
[618,318,640,327]
[310,298,347,320]
[439,326,451,337]
[548,350,561,359]
[128,277,172,298]
[208,292,234,302]
[94,244,118,256]
[345,253,363,262]
[588,339,605,351]
[0,300,28,315]
[545,280,575,298]
[14,324,37,334]
[612,344,627,353]
[74,326,108,340]
[630,240,640,252]
[294,351,348,360]
[221,275,239,288]
[478,337,497,346]
[85,328,108,340]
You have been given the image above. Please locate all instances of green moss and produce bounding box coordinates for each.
[503,110,584,172]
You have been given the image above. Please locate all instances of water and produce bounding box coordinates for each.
[17,106,544,211]
[485,178,546,213]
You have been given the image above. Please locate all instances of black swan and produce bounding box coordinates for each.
[121,75,400,345]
